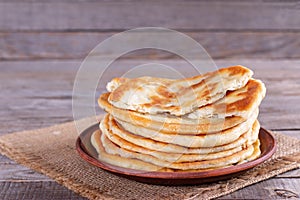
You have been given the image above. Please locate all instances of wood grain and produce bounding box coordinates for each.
[0,154,49,182]
[1,59,299,134]
[0,1,300,31]
[219,178,300,199]
[0,181,85,200]
[1,31,300,60]
[1,179,299,200]
[276,169,300,179]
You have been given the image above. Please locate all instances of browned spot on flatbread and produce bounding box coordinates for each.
[98,92,247,135]
[157,85,176,98]
[226,65,249,76]
[224,79,263,113]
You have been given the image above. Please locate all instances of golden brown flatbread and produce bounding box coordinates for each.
[101,126,258,163]
[105,111,258,148]
[98,92,248,134]
[91,129,171,172]
[107,65,253,116]
[102,116,259,154]
[91,65,264,172]
[91,130,261,171]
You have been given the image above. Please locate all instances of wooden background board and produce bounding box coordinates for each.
[1,59,299,132]
[1,32,300,60]
[1,1,300,199]
[0,1,300,31]
[0,1,300,61]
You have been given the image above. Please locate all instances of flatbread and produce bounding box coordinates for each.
[92,65,264,172]
[91,130,171,172]
[101,115,259,154]
[98,92,248,134]
[92,129,229,172]
[91,130,261,171]
[98,78,265,134]
[101,126,257,163]
[107,110,258,148]
[98,128,256,170]
[107,65,253,116]
[238,139,261,164]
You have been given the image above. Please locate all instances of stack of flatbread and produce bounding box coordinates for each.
[92,65,266,172]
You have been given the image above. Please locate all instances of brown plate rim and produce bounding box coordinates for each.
[76,124,276,180]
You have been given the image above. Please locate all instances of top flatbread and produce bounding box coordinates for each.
[107,65,253,116]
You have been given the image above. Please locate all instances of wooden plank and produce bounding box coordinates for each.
[218,178,300,199]
[1,31,300,60]
[0,178,299,200]
[0,1,300,31]
[0,163,50,181]
[0,61,78,134]
[276,169,300,178]
[1,59,300,133]
[0,181,86,200]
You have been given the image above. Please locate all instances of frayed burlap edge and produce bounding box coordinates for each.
[0,120,300,200]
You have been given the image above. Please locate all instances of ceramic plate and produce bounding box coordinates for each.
[76,124,276,185]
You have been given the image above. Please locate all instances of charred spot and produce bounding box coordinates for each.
[233,98,251,110]
[227,66,248,76]
[191,79,206,90]
[197,88,211,100]
[157,85,176,98]
[149,95,170,105]
[179,79,207,96]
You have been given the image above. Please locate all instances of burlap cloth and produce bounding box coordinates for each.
[1,118,300,200]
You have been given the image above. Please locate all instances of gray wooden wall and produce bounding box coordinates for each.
[1,0,299,60]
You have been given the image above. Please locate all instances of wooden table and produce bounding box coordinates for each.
[1,1,300,199]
